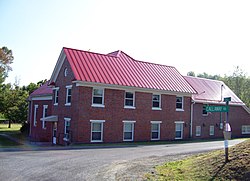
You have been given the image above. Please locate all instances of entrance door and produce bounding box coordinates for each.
[52,122,57,144]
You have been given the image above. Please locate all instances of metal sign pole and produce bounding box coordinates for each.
[223,97,231,163]
[224,101,229,163]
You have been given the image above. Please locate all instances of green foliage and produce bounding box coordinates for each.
[0,46,14,82]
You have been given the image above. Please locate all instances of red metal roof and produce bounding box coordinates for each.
[184,76,244,105]
[29,81,52,97]
[63,47,196,94]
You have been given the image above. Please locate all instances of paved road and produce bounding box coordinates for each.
[0,140,243,180]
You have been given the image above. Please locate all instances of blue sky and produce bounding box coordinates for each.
[1,0,250,86]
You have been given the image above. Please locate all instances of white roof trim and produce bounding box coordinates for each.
[74,81,193,97]
[31,96,52,101]
[40,115,58,122]
[49,49,66,84]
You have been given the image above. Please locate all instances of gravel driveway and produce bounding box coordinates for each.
[0,139,243,180]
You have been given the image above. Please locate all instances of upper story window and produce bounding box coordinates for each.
[33,105,38,127]
[124,91,135,109]
[176,96,184,111]
[152,94,161,110]
[54,87,59,106]
[92,88,104,107]
[202,104,208,116]
[65,85,72,106]
[42,105,48,129]
[64,68,68,77]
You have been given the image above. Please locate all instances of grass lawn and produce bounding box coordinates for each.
[0,124,24,147]
[146,139,250,180]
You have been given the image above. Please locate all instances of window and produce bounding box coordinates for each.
[64,118,71,141]
[65,85,72,106]
[151,121,161,140]
[92,88,104,107]
[175,122,184,139]
[54,87,59,105]
[33,105,38,127]
[196,126,201,136]
[42,105,48,129]
[209,125,215,136]
[242,125,250,134]
[123,121,135,141]
[152,94,161,110]
[176,96,184,111]
[124,92,135,108]
[202,105,208,116]
[90,120,105,142]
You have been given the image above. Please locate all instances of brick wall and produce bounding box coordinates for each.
[192,103,250,139]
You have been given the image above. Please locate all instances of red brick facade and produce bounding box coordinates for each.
[192,103,250,139]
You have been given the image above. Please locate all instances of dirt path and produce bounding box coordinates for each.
[96,153,201,180]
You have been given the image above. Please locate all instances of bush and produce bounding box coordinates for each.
[20,122,30,134]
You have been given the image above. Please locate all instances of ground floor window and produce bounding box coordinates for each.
[123,121,135,141]
[209,125,214,136]
[64,118,71,140]
[175,121,184,139]
[196,126,201,136]
[151,121,161,140]
[242,125,250,134]
[90,120,105,142]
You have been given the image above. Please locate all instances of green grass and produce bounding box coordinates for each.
[0,123,22,132]
[146,139,250,180]
[0,124,24,147]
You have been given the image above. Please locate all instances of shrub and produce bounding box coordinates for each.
[20,122,30,134]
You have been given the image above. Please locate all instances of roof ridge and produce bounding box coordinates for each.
[185,75,224,83]
[63,47,120,58]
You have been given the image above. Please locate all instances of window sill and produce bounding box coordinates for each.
[196,135,201,137]
[176,109,184,112]
[65,103,71,106]
[152,107,162,111]
[151,138,160,141]
[175,138,182,140]
[54,103,58,106]
[242,132,250,134]
[91,140,103,143]
[124,106,136,109]
[202,114,208,116]
[123,139,133,142]
[92,104,105,108]
[175,137,183,140]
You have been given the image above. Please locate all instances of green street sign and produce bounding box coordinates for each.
[224,97,231,102]
[206,105,229,112]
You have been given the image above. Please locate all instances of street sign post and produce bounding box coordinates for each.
[223,97,231,163]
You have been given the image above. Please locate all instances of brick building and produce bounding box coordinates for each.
[28,47,250,145]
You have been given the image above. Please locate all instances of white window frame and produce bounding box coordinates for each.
[64,118,71,141]
[196,126,201,136]
[33,105,38,127]
[92,88,105,108]
[123,121,136,141]
[176,96,184,111]
[65,85,72,106]
[90,120,105,142]
[209,125,215,136]
[151,121,162,140]
[124,91,135,109]
[242,125,250,134]
[53,87,59,106]
[175,121,184,139]
[152,94,162,110]
[42,105,48,129]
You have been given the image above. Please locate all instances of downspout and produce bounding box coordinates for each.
[190,100,195,138]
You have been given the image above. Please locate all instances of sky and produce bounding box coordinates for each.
[1,0,250,86]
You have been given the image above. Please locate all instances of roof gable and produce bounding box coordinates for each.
[58,47,196,94]
[184,76,244,105]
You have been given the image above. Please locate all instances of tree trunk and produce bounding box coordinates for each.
[8,120,11,128]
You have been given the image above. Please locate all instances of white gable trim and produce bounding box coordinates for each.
[49,49,67,84]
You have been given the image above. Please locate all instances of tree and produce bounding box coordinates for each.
[187,71,195,77]
[0,46,14,82]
